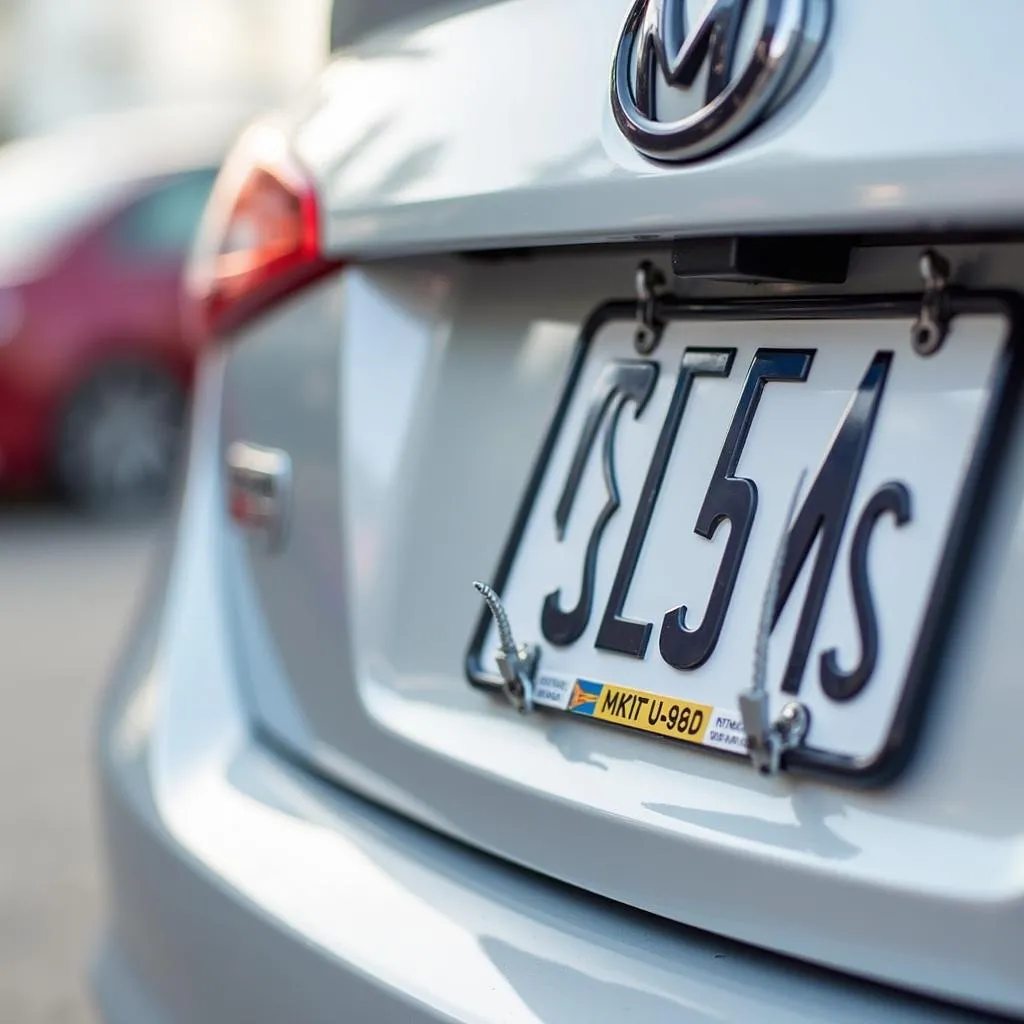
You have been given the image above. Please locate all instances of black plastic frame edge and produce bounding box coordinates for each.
[464,289,1024,787]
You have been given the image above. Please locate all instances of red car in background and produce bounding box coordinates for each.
[0,107,243,512]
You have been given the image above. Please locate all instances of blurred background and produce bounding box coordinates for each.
[0,0,327,140]
[0,1,328,1020]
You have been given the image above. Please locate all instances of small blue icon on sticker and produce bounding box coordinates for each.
[568,679,602,716]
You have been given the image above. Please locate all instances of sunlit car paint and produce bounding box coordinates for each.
[95,1,1024,1020]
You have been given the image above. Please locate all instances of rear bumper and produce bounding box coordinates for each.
[94,666,999,1024]
[91,357,999,1024]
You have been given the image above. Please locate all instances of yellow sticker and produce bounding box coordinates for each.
[572,680,712,745]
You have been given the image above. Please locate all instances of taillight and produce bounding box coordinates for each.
[186,122,339,340]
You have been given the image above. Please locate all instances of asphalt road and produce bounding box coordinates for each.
[0,504,159,1024]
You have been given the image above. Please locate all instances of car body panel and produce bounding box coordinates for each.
[301,0,1024,259]
[219,242,1024,1015]
[91,376,997,1021]
[96,0,1024,1018]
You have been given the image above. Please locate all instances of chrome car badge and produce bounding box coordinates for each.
[226,440,292,551]
[611,0,831,163]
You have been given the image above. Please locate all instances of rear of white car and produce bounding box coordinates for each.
[94,2,1024,1021]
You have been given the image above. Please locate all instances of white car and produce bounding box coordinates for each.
[93,1,1024,1021]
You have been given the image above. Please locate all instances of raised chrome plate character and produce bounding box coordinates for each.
[467,291,1019,783]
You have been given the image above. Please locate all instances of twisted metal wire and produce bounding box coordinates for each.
[474,581,516,654]
[752,469,807,696]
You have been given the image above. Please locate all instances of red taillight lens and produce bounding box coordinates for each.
[186,123,339,340]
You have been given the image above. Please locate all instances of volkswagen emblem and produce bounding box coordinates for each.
[611,0,831,163]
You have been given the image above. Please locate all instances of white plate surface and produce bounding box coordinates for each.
[476,307,1006,770]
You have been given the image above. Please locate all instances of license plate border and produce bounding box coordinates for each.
[465,290,1024,785]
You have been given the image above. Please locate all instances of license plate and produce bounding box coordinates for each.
[467,293,1020,782]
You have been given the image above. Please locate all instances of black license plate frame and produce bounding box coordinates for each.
[466,290,1024,785]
